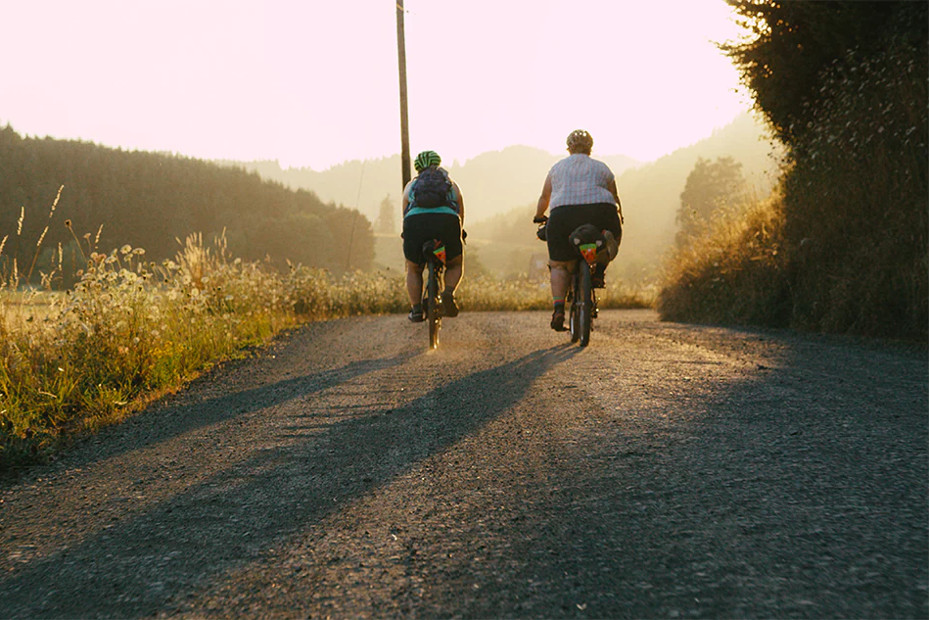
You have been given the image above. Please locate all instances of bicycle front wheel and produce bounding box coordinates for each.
[426,260,441,350]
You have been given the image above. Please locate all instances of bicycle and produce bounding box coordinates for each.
[535,216,604,347]
[567,233,599,347]
[421,239,446,350]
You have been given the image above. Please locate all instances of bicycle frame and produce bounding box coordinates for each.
[422,240,446,350]
[568,242,598,347]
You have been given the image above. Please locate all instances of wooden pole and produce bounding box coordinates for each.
[396,0,411,189]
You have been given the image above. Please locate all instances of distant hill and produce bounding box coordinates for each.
[223,147,640,226]
[235,113,780,282]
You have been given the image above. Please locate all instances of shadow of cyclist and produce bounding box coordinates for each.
[0,344,580,618]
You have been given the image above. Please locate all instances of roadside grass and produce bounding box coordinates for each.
[1,212,652,470]
[458,274,651,312]
[656,194,789,327]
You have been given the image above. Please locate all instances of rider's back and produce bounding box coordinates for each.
[548,153,615,208]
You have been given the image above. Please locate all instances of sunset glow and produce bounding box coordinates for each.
[2,0,750,169]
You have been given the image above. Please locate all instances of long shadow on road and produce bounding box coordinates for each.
[0,344,579,618]
[407,327,929,619]
[43,349,419,472]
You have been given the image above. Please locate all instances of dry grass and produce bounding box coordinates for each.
[458,274,651,312]
[656,194,789,327]
[0,201,413,468]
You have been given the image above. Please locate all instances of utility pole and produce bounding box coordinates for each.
[396,0,411,189]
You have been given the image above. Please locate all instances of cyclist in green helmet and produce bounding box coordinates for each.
[402,150,466,322]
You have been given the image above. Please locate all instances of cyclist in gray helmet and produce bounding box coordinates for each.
[534,130,624,332]
[402,150,466,322]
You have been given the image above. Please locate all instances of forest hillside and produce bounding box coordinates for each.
[0,126,373,283]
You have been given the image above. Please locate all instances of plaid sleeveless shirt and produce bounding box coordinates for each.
[547,154,615,208]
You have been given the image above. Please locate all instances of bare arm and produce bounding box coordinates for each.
[452,181,465,225]
[401,180,413,215]
[608,178,624,225]
[535,174,552,220]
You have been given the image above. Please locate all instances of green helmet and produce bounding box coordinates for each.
[414,150,441,172]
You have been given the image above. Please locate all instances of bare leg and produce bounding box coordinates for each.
[444,255,463,291]
[549,260,575,331]
[405,260,424,307]
[549,260,575,303]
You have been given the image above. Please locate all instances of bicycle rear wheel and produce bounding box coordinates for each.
[577,261,593,347]
[426,259,441,349]
[568,284,580,343]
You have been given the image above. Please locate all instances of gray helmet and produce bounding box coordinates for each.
[566,129,594,152]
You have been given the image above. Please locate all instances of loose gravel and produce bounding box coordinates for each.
[0,310,926,618]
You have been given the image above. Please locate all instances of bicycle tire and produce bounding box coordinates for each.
[427,259,441,350]
[578,261,593,347]
[567,285,580,343]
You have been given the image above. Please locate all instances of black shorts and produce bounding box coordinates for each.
[402,213,463,264]
[546,203,622,262]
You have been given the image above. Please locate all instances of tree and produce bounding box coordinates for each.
[374,194,396,234]
[722,1,926,150]
[719,0,928,337]
[676,157,746,245]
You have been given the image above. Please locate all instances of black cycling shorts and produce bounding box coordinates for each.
[546,203,622,262]
[402,213,463,264]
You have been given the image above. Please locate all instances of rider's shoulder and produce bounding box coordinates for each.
[590,157,614,175]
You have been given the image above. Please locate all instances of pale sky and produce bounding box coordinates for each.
[2,0,751,171]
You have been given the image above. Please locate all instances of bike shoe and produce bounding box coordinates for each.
[550,311,567,331]
[408,307,425,323]
[442,292,459,317]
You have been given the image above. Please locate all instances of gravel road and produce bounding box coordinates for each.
[0,309,926,618]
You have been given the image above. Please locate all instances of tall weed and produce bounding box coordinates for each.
[657,195,789,326]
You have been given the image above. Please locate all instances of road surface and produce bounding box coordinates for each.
[0,310,926,618]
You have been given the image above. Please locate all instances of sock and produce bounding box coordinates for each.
[553,299,565,313]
